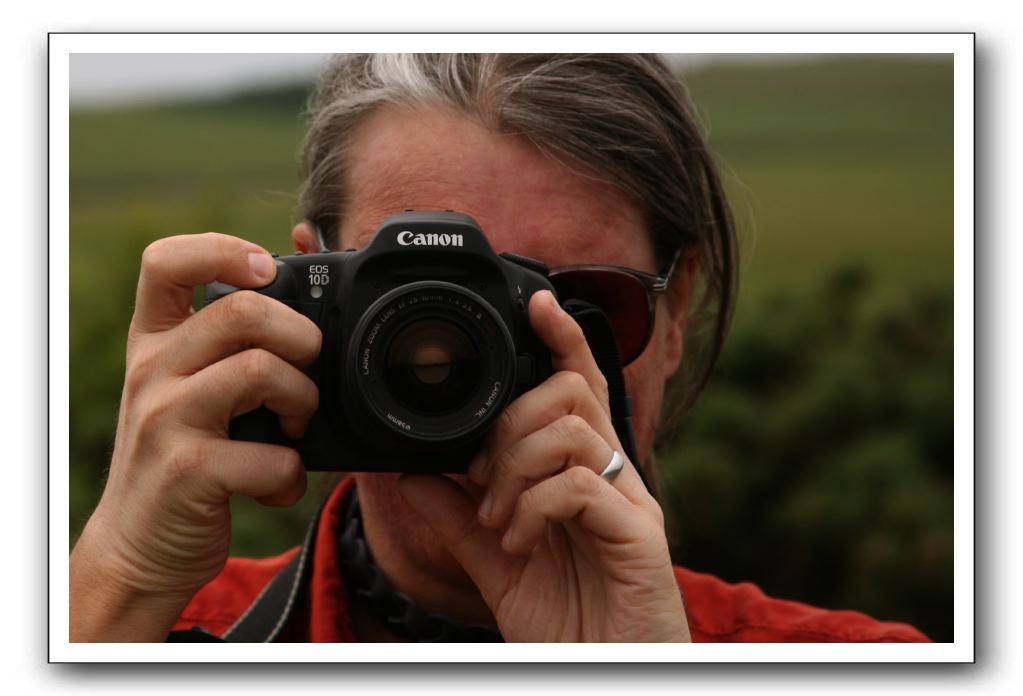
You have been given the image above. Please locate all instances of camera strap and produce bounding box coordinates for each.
[166,492,327,643]
[561,299,649,494]
[167,483,500,643]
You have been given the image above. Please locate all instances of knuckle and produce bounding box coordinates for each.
[220,291,267,334]
[199,231,226,244]
[299,376,320,415]
[239,348,277,385]
[302,321,323,362]
[274,447,304,479]
[515,484,541,518]
[555,413,591,444]
[140,238,173,276]
[493,403,521,443]
[562,465,600,496]
[564,316,587,347]
[554,370,588,395]
[492,447,519,479]
[208,231,241,266]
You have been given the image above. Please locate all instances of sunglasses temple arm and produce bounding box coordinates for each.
[313,223,330,253]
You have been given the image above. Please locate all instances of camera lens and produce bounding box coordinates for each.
[385,319,480,413]
[348,281,516,445]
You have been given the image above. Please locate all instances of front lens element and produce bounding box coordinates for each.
[385,319,480,413]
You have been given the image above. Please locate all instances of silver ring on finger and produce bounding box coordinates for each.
[600,450,625,482]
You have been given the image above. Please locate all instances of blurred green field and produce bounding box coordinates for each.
[69,56,954,641]
[683,57,952,303]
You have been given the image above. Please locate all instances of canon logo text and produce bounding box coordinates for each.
[397,230,464,247]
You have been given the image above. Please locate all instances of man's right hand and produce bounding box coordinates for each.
[70,233,321,642]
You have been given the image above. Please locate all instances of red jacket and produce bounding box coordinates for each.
[173,478,930,642]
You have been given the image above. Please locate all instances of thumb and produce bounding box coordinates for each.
[397,474,520,607]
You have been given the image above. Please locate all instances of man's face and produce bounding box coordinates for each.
[299,105,690,586]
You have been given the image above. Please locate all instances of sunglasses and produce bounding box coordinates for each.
[549,249,683,366]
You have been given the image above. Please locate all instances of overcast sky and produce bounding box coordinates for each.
[68,53,823,107]
[69,54,333,106]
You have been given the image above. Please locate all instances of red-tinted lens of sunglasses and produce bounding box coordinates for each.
[548,268,653,366]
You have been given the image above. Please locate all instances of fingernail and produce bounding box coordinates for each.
[502,526,516,550]
[248,252,274,279]
[478,492,494,521]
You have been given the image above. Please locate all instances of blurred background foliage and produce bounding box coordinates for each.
[69,56,953,642]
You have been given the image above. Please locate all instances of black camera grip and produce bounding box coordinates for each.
[205,257,299,304]
[204,257,327,453]
[229,406,291,448]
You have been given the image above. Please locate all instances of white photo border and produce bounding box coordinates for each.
[50,32,974,663]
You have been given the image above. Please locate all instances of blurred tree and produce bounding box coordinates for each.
[660,265,953,642]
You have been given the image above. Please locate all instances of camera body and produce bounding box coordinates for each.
[204,211,554,473]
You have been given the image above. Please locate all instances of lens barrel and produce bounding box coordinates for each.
[347,281,515,445]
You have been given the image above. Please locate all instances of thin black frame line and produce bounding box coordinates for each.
[46,30,51,664]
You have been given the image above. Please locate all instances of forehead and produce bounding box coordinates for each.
[338,105,655,271]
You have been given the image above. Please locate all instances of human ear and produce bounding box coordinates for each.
[660,249,700,379]
[292,222,320,254]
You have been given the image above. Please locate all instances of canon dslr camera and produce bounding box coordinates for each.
[204,211,554,473]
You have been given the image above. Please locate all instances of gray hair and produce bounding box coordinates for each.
[299,54,737,477]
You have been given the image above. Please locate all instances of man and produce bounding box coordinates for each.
[70,54,928,642]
